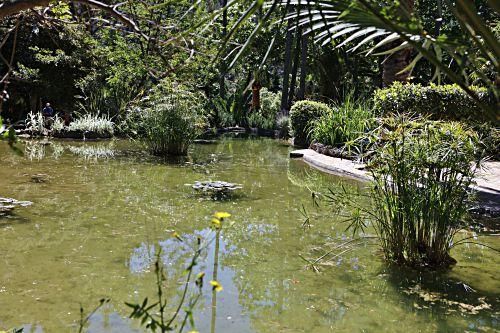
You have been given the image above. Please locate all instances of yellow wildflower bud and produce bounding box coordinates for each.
[210,280,223,292]
[211,218,222,229]
[214,212,231,219]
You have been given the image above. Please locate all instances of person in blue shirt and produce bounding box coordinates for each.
[42,103,54,117]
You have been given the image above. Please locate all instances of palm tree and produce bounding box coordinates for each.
[211,0,499,117]
[381,0,414,86]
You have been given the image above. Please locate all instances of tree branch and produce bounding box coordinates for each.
[0,0,145,38]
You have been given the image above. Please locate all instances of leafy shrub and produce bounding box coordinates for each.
[259,88,281,120]
[212,96,235,128]
[290,100,330,147]
[50,115,65,133]
[373,83,499,158]
[310,95,374,149]
[473,123,500,160]
[68,114,114,135]
[345,116,483,267]
[373,82,493,122]
[26,112,46,136]
[276,114,290,139]
[115,106,143,138]
[139,81,205,156]
[247,111,275,129]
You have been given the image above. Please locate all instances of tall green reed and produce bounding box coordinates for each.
[309,94,374,151]
[327,115,484,268]
[139,81,205,156]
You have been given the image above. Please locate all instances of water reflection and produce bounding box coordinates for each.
[68,143,115,160]
[0,139,498,333]
[211,229,221,333]
[23,140,116,161]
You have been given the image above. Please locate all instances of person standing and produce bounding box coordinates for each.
[42,102,55,128]
[42,103,54,118]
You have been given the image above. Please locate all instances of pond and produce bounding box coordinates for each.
[0,138,498,333]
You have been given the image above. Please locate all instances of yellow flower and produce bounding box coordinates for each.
[214,212,231,219]
[210,280,223,292]
[211,218,221,229]
[171,231,183,242]
[196,272,205,280]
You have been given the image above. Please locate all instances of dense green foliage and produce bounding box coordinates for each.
[327,116,484,267]
[290,100,330,147]
[246,88,281,130]
[138,81,205,156]
[373,83,494,122]
[310,95,374,148]
[367,117,482,267]
[224,0,499,115]
[373,83,499,157]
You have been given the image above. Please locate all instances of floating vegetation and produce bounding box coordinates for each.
[0,197,32,216]
[189,181,242,200]
[30,173,50,183]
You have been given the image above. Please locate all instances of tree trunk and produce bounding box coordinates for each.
[382,0,414,86]
[251,81,262,111]
[280,20,293,115]
[287,28,301,108]
[382,46,412,86]
[298,33,308,100]
[219,0,228,99]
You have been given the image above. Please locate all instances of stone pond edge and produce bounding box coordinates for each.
[290,148,500,217]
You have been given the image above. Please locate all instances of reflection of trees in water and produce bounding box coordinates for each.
[210,137,290,168]
[287,159,366,196]
[213,159,500,332]
[205,160,352,332]
[128,230,211,278]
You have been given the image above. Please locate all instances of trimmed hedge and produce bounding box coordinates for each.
[290,100,330,147]
[373,83,499,159]
[373,83,494,123]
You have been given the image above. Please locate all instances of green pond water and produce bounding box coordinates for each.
[0,138,498,333]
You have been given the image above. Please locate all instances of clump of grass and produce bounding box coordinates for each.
[68,114,114,135]
[50,115,65,133]
[26,111,46,136]
[309,94,374,149]
[328,115,484,268]
[276,114,290,138]
[370,117,483,267]
[139,81,205,156]
[247,111,276,129]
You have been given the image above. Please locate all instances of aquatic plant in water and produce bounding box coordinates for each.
[139,81,205,156]
[26,112,46,136]
[327,116,485,268]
